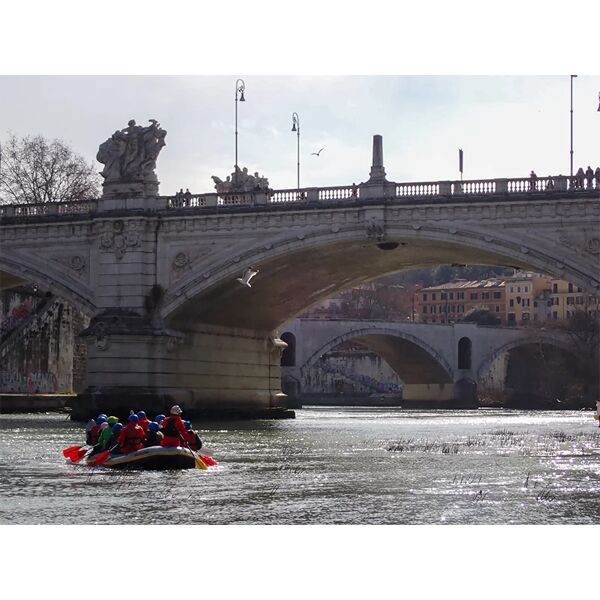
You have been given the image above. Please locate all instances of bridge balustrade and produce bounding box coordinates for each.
[1,172,598,218]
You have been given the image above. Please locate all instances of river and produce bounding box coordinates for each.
[0,407,599,525]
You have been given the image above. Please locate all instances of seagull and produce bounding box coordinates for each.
[236,267,259,288]
[311,147,324,156]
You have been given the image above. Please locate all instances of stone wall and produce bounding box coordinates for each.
[0,289,88,393]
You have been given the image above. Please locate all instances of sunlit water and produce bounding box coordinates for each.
[0,408,599,524]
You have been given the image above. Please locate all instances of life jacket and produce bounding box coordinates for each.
[138,417,151,433]
[88,424,100,445]
[118,424,145,453]
[161,416,180,438]
[160,416,185,447]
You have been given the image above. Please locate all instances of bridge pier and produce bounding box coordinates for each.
[399,379,478,409]
[72,315,293,420]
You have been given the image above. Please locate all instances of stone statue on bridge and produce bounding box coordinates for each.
[212,165,270,194]
[97,119,167,197]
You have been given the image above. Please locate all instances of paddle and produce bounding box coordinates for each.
[184,444,207,470]
[70,447,93,462]
[88,445,119,467]
[62,444,85,457]
[199,454,217,467]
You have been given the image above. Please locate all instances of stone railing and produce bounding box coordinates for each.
[1,172,597,218]
[0,199,97,217]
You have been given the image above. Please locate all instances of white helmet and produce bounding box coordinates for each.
[170,405,182,415]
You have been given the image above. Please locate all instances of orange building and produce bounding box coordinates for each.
[415,279,507,324]
[504,274,552,325]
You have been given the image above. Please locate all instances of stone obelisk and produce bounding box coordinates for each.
[368,134,387,182]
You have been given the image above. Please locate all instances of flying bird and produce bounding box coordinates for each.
[311,147,324,156]
[236,267,259,288]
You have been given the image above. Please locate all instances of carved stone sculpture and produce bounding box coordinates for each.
[97,119,167,198]
[212,165,270,194]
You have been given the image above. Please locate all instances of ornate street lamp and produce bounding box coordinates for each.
[570,74,577,177]
[291,112,300,196]
[235,79,246,176]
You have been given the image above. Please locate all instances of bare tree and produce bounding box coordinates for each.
[0,134,100,204]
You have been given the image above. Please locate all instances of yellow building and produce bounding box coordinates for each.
[504,273,552,325]
[547,279,599,321]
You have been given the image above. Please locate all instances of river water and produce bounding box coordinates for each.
[0,407,599,525]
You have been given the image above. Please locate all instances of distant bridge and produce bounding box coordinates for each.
[279,318,574,407]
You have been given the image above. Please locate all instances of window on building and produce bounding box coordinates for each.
[517,286,521,293]
[553,311,558,320]
[522,313,530,321]
[458,337,472,370]
[509,299,514,307]
[449,292,454,300]
[441,293,447,300]
[495,305,500,312]
[553,283,558,293]
[482,292,490,300]
[510,287,514,293]
[508,313,516,324]
[547,300,552,307]
[470,293,478,300]
[577,287,582,293]
[524,286,528,292]
[493,292,501,299]
[534,301,538,308]
[568,283,573,293]
[423,293,428,301]
[458,292,465,300]
[432,293,436,301]
[422,306,428,314]
[567,297,574,305]
[432,306,437,314]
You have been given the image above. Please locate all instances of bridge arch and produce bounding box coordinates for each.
[162,221,598,332]
[301,326,453,385]
[476,334,576,381]
[0,254,96,316]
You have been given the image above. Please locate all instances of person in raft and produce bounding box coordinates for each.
[160,405,187,447]
[136,411,151,433]
[118,414,146,454]
[144,421,164,447]
[183,420,203,451]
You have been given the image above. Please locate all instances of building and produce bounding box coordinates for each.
[415,279,507,324]
[504,273,552,325]
[547,279,599,321]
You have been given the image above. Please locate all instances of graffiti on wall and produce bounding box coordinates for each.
[0,371,58,393]
[0,297,39,338]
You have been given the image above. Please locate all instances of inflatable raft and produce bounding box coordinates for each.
[86,446,198,470]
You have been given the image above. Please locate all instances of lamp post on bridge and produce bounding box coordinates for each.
[234,78,246,180]
[291,112,300,197]
[570,74,577,177]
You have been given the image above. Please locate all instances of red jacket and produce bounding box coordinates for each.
[138,417,151,433]
[160,415,187,447]
[118,423,146,454]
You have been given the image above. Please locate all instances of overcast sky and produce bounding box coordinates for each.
[0,75,598,196]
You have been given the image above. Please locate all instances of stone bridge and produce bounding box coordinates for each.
[0,130,598,418]
[279,318,575,407]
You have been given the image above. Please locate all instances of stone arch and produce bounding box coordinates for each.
[476,335,576,381]
[458,337,472,370]
[280,331,296,367]
[0,254,95,316]
[162,222,597,332]
[301,326,453,384]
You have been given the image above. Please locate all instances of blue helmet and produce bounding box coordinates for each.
[95,416,107,425]
[97,413,108,420]
[184,420,191,429]
[137,411,146,418]
[112,423,123,432]
[148,422,160,432]
[128,414,139,423]
[155,414,166,423]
